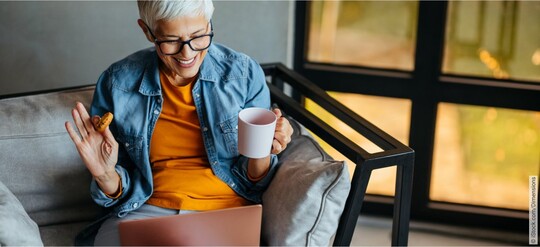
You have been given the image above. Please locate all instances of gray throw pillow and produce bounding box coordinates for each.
[262,117,350,246]
[0,180,43,246]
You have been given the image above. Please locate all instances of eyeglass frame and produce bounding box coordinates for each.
[143,20,214,55]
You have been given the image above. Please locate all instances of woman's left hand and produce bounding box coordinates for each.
[271,108,294,154]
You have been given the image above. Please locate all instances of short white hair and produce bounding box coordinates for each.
[138,0,214,31]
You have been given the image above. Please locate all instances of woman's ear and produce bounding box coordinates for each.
[137,19,154,43]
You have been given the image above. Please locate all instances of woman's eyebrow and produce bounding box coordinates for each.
[161,27,206,38]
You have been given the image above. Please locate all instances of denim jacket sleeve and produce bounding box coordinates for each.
[230,58,279,201]
[88,68,133,207]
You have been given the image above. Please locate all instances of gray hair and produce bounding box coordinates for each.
[138,0,214,31]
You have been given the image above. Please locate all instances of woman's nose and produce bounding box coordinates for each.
[178,43,196,58]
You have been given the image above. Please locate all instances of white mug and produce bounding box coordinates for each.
[238,107,277,158]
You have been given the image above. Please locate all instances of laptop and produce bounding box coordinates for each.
[118,204,262,246]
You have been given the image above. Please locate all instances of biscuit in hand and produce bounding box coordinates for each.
[95,112,113,133]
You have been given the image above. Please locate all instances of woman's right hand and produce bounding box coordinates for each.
[65,102,120,195]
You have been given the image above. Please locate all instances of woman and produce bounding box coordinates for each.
[65,0,293,245]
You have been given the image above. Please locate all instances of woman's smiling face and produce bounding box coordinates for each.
[142,15,211,86]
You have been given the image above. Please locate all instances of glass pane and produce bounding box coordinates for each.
[431,103,540,210]
[443,1,540,81]
[307,1,418,71]
[305,92,412,196]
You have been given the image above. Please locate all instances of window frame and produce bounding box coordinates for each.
[294,0,538,233]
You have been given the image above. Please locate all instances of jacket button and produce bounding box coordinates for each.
[154,110,159,115]
[132,202,138,208]
[203,127,208,132]
[125,143,130,147]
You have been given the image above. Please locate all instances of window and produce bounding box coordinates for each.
[295,0,539,232]
[443,1,540,81]
[307,1,418,70]
[432,103,540,210]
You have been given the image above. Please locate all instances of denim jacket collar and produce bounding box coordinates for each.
[199,51,220,83]
[137,53,161,96]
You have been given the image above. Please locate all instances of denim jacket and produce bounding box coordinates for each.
[89,43,278,217]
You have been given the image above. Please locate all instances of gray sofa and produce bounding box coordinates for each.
[0,87,102,245]
[0,86,350,246]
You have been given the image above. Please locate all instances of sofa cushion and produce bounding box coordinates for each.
[261,116,350,246]
[0,87,103,227]
[0,179,43,246]
[39,221,91,246]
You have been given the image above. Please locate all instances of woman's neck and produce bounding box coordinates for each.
[159,63,196,87]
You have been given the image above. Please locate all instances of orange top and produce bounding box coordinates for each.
[146,71,249,210]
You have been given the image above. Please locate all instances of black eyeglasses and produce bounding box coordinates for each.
[144,21,214,55]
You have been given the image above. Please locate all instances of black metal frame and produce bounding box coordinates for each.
[293,0,536,238]
[262,63,415,246]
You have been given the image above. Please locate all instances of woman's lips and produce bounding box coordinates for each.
[175,56,196,68]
